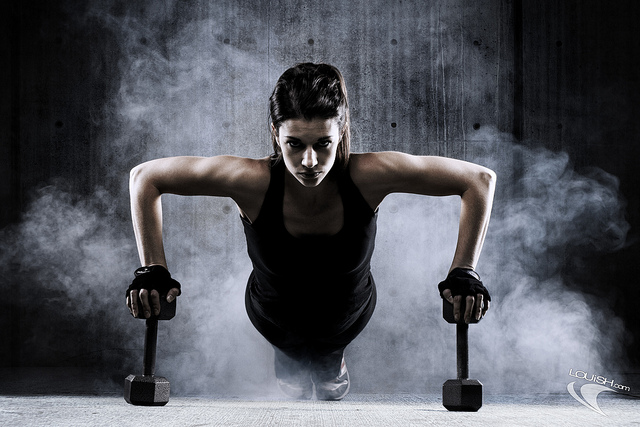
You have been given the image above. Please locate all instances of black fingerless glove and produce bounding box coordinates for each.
[437,268,491,302]
[126,265,182,298]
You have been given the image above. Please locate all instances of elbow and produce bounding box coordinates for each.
[129,162,158,195]
[478,167,497,199]
[129,164,145,191]
[129,164,141,182]
[464,166,496,198]
[480,167,497,189]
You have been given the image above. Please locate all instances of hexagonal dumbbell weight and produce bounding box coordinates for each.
[442,299,482,412]
[124,297,176,406]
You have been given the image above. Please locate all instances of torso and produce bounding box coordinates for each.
[241,156,379,339]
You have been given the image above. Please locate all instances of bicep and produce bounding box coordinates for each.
[356,152,494,198]
[394,154,492,196]
[130,155,258,198]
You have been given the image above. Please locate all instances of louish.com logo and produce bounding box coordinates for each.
[567,369,631,416]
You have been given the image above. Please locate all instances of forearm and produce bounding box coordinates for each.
[449,168,496,272]
[130,165,168,269]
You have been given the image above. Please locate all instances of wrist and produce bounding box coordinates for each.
[134,265,170,277]
[449,267,480,281]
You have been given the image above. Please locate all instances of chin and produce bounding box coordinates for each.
[296,177,323,187]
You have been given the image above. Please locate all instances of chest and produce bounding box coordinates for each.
[282,190,344,237]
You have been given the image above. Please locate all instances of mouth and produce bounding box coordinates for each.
[298,171,322,180]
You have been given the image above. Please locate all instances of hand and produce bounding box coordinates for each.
[437,268,491,324]
[441,289,489,323]
[125,265,181,318]
[127,287,180,319]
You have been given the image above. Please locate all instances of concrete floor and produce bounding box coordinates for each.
[1,393,639,426]
[0,369,638,426]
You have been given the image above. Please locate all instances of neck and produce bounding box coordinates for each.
[284,168,339,205]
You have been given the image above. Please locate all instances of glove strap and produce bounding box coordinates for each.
[450,267,480,281]
[134,265,171,278]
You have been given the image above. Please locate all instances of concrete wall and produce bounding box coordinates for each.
[1,0,638,395]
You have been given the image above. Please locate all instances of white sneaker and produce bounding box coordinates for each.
[314,356,350,401]
[277,372,313,400]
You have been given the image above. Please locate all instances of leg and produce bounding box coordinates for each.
[273,346,313,400]
[308,282,378,401]
[310,347,350,401]
[245,281,314,399]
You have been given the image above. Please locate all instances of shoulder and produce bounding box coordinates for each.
[210,155,271,179]
[348,152,412,208]
[196,156,271,221]
[349,151,417,189]
[194,155,269,173]
[214,156,271,197]
[349,151,415,175]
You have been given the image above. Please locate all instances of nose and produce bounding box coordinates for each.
[302,146,318,169]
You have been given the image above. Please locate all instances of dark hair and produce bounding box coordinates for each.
[269,63,351,172]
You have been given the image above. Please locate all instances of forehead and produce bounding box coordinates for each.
[278,118,340,137]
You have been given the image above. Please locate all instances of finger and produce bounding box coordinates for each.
[150,290,160,316]
[452,295,462,322]
[442,289,454,304]
[475,294,484,320]
[482,300,490,317]
[167,288,181,303]
[129,290,139,318]
[464,295,475,323]
[139,289,151,319]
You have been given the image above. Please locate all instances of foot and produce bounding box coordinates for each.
[277,372,313,400]
[313,356,350,401]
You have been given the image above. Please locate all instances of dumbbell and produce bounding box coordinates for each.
[124,296,176,406]
[442,298,482,412]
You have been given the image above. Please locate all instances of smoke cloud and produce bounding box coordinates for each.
[1,0,631,398]
[354,128,630,394]
[0,182,137,368]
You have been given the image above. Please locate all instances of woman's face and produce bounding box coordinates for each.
[275,117,341,188]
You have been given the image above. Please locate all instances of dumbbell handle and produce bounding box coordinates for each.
[457,323,469,380]
[143,318,158,376]
[135,297,175,377]
[443,300,474,380]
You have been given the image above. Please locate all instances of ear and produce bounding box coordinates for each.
[271,123,279,145]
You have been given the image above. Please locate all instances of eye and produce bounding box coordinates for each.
[315,140,331,148]
[286,140,302,148]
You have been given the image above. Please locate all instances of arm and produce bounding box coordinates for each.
[127,155,269,318]
[351,152,496,322]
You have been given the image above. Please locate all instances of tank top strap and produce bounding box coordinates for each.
[339,164,376,218]
[250,159,285,228]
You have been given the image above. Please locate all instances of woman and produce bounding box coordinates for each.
[126,63,496,401]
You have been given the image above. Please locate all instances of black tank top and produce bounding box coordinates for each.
[242,160,378,338]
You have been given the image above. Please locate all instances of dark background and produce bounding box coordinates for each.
[1,0,638,396]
